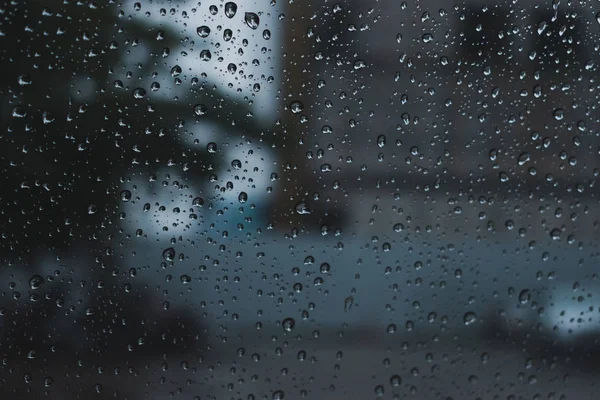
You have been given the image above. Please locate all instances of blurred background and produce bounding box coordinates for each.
[1,0,600,399]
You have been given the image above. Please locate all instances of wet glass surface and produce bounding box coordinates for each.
[1,0,600,399]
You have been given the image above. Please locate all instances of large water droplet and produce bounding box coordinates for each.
[163,247,176,262]
[245,12,260,29]
[224,2,237,18]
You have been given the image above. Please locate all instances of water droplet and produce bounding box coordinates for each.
[537,21,547,35]
[263,29,271,40]
[290,100,304,114]
[223,29,233,41]
[519,289,531,305]
[192,197,204,207]
[225,2,237,18]
[132,88,146,99]
[163,247,176,262]
[196,26,210,38]
[553,108,564,121]
[272,390,285,400]
[200,49,212,61]
[518,152,530,166]
[295,202,311,215]
[463,312,477,326]
[245,12,260,29]
[170,65,182,76]
[194,104,207,116]
[206,142,218,153]
[180,275,191,284]
[344,296,354,312]
[390,375,402,387]
[282,317,295,332]
[120,190,132,202]
[238,192,248,203]
[29,275,44,290]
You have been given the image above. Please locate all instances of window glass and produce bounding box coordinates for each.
[1,1,599,399]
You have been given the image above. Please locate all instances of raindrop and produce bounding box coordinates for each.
[518,289,531,305]
[120,190,132,202]
[390,375,402,387]
[344,296,354,312]
[553,108,564,121]
[163,247,176,262]
[200,49,212,61]
[537,21,547,35]
[196,26,211,38]
[132,88,146,99]
[290,100,304,114]
[282,317,295,332]
[295,202,311,215]
[194,104,207,116]
[245,12,260,29]
[170,65,182,76]
[463,312,477,326]
[238,192,248,203]
[207,142,218,153]
[29,275,44,290]
[225,2,237,18]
